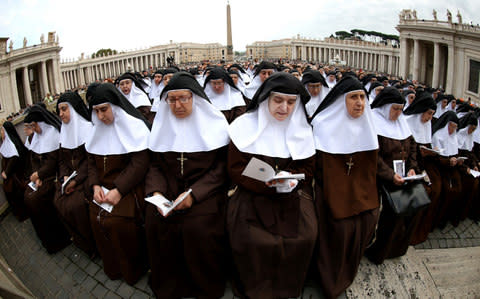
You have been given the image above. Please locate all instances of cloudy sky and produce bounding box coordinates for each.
[1,0,478,60]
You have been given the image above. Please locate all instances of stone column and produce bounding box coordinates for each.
[412,39,420,81]
[432,42,441,88]
[399,37,408,79]
[22,67,33,105]
[40,60,49,96]
[79,67,86,86]
[446,44,455,93]
[388,55,393,75]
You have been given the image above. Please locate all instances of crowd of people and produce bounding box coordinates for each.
[1,60,479,299]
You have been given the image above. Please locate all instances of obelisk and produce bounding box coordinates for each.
[226,1,233,61]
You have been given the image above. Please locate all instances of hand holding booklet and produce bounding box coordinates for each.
[145,188,193,217]
[61,170,77,195]
[241,157,305,182]
[93,186,114,213]
[419,145,443,155]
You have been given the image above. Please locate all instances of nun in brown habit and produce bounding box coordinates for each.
[1,121,29,221]
[227,72,317,299]
[54,92,96,257]
[85,83,151,285]
[310,76,380,299]
[23,105,71,253]
[145,72,230,298]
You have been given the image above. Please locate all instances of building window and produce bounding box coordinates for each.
[468,59,480,94]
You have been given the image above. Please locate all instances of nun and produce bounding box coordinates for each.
[433,93,448,119]
[367,81,384,105]
[203,67,248,123]
[310,76,380,299]
[453,112,478,225]
[227,72,317,299]
[150,68,178,112]
[0,121,29,221]
[430,111,462,229]
[243,61,277,99]
[148,69,163,102]
[117,73,154,123]
[23,105,71,253]
[53,92,96,257]
[402,89,416,110]
[365,87,423,264]
[145,72,230,298]
[85,83,151,285]
[228,69,247,93]
[403,92,441,245]
[301,70,329,119]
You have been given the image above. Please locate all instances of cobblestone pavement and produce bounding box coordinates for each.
[0,209,479,298]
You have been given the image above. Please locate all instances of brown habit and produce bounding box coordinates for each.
[366,135,423,264]
[87,150,149,285]
[54,145,96,256]
[1,154,28,221]
[24,150,71,253]
[145,147,228,299]
[227,143,317,299]
[314,150,379,299]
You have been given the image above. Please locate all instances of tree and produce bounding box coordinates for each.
[91,48,118,58]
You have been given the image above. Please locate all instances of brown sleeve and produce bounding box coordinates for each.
[3,156,18,177]
[58,149,69,179]
[37,150,58,180]
[227,142,276,196]
[145,152,168,195]
[377,137,395,182]
[406,136,420,173]
[190,146,228,203]
[74,147,89,185]
[87,153,100,188]
[438,155,452,168]
[284,155,315,186]
[114,150,150,196]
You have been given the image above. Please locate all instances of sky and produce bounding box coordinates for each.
[1,0,479,61]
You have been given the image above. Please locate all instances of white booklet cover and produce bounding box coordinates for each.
[145,188,193,216]
[93,186,114,213]
[241,157,305,182]
[61,170,77,195]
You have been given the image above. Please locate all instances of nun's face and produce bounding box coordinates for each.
[375,86,384,96]
[448,122,457,135]
[163,74,174,86]
[210,79,225,94]
[421,109,435,123]
[23,123,34,137]
[345,91,366,119]
[93,103,114,125]
[389,104,404,121]
[167,90,193,119]
[58,103,71,124]
[307,83,322,97]
[450,100,456,109]
[292,72,301,80]
[119,79,132,95]
[229,74,239,85]
[327,75,336,82]
[154,74,163,85]
[441,99,448,108]
[259,69,274,83]
[468,125,477,135]
[268,93,297,121]
[407,93,416,104]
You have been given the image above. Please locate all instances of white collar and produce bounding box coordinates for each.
[148,93,230,153]
[304,84,329,118]
[432,122,458,156]
[372,103,412,140]
[434,102,448,118]
[150,82,166,112]
[0,132,19,158]
[229,96,315,160]
[243,75,263,99]
[119,82,151,108]
[405,113,432,144]
[311,93,379,154]
[85,104,150,155]
[457,126,475,151]
[29,122,60,154]
[59,102,93,149]
[204,83,245,111]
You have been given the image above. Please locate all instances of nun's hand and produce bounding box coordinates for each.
[174,192,193,211]
[65,180,76,195]
[105,188,121,206]
[450,157,457,166]
[407,169,416,177]
[35,178,42,188]
[93,185,105,203]
[393,173,405,186]
[1,171,6,180]
[30,171,39,183]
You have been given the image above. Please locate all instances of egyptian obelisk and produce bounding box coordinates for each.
[226,1,233,61]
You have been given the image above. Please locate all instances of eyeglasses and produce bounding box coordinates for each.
[166,96,192,105]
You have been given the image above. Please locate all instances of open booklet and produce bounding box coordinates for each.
[93,186,114,213]
[145,188,193,216]
[61,170,77,195]
[28,181,37,192]
[419,145,444,155]
[470,169,480,178]
[402,173,427,181]
[241,157,305,182]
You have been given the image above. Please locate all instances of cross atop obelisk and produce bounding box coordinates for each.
[226,1,233,61]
